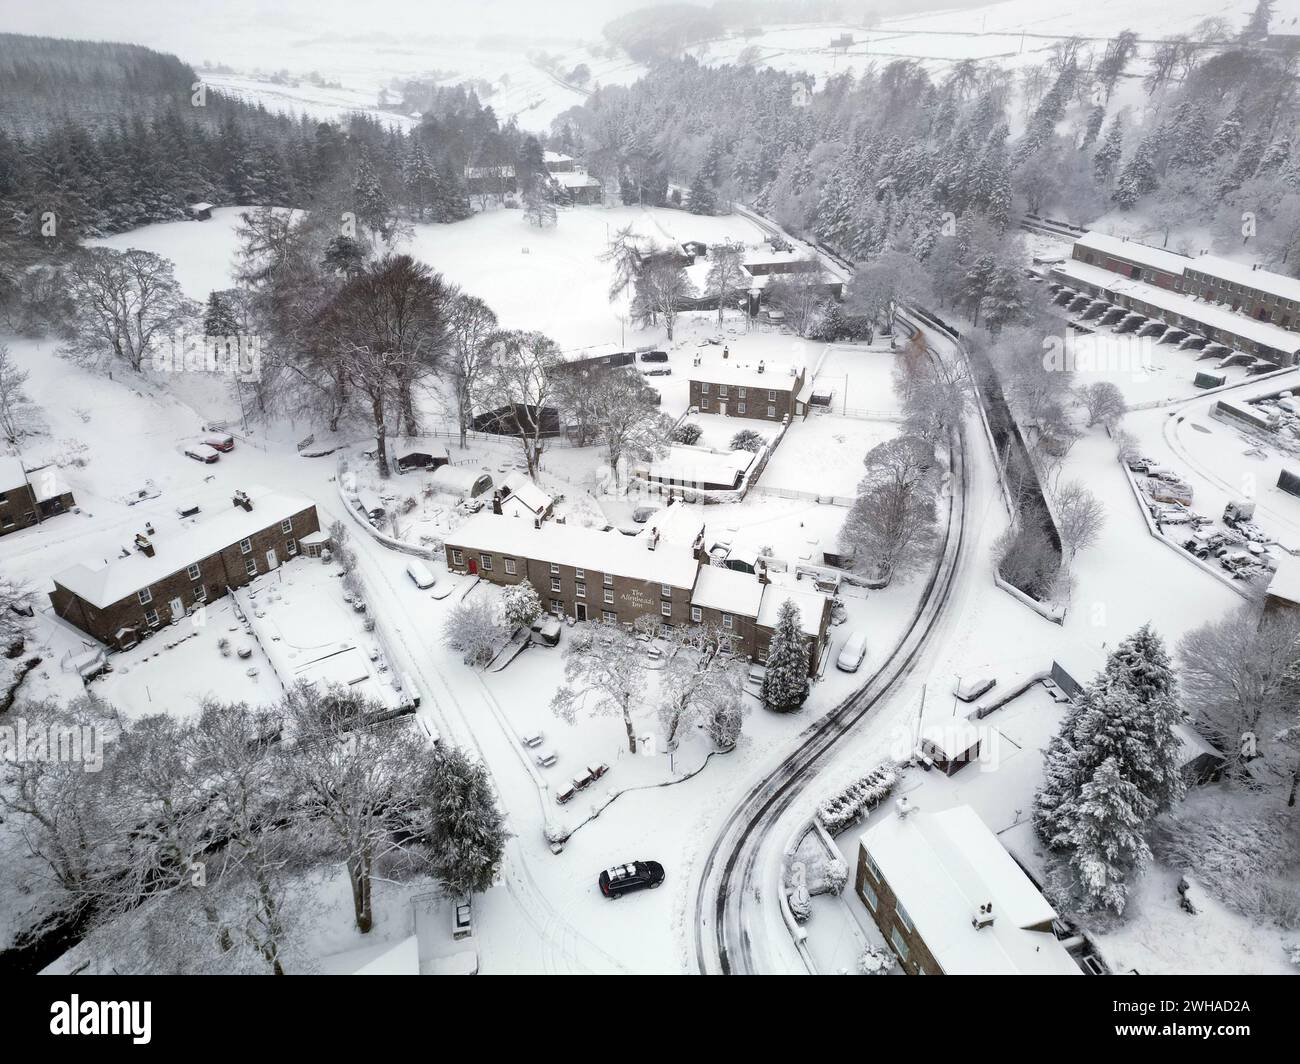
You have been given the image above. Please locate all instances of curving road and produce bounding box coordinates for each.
[692,319,977,975]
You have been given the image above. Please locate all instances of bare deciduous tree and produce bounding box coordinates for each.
[1077,380,1128,427]
[1054,479,1107,562]
[705,243,745,324]
[445,292,498,449]
[552,622,649,754]
[62,248,196,372]
[475,329,564,480]
[840,436,940,585]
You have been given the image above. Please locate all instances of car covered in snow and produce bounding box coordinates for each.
[835,631,868,672]
[530,615,562,646]
[203,433,235,452]
[598,860,665,898]
[184,443,221,464]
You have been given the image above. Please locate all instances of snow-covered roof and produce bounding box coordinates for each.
[756,581,829,637]
[0,455,27,492]
[1172,721,1223,767]
[1052,260,1300,355]
[319,934,420,976]
[691,564,763,617]
[448,512,700,589]
[742,249,815,270]
[554,171,601,189]
[919,719,983,759]
[860,805,1079,975]
[1265,556,1300,606]
[53,486,316,608]
[501,471,552,517]
[430,465,494,497]
[693,362,804,392]
[1194,254,1300,305]
[543,150,573,164]
[639,503,705,547]
[187,201,214,212]
[639,445,756,487]
[29,470,71,502]
[1073,231,1188,277]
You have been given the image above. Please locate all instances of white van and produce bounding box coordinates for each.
[405,560,436,589]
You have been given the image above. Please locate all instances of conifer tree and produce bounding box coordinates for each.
[761,600,810,712]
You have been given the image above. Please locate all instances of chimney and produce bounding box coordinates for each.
[492,490,503,516]
[757,560,770,585]
[692,530,708,564]
[233,490,252,512]
[895,795,916,820]
[972,902,995,930]
[134,533,155,558]
[646,528,660,551]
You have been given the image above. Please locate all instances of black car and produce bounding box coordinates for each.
[639,350,669,363]
[598,860,665,898]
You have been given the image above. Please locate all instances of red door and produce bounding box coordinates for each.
[468,558,478,575]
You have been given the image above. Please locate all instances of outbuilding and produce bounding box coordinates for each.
[430,464,494,499]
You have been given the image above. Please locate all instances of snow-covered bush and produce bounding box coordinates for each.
[501,581,542,630]
[858,945,896,975]
[443,599,502,669]
[816,762,901,835]
[730,428,764,453]
[822,858,848,896]
[672,421,702,445]
[707,696,745,750]
[788,884,811,922]
[401,495,418,514]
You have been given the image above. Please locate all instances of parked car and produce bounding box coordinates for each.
[405,561,436,589]
[530,615,562,646]
[204,433,235,452]
[643,366,672,377]
[598,860,665,898]
[632,506,658,523]
[639,350,669,363]
[451,896,473,940]
[184,443,221,464]
[554,783,576,805]
[836,631,868,672]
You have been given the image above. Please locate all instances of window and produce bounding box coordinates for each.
[661,584,672,598]
[576,583,586,598]
[738,387,746,398]
[280,518,293,534]
[244,557,258,578]
[138,588,153,605]
[895,900,914,934]
[738,403,747,414]
[286,538,297,556]
[860,879,878,912]
[701,382,710,393]
[574,568,585,580]
[239,537,252,555]
[890,927,910,964]
[451,548,464,567]
[661,600,672,617]
[767,406,776,418]
[187,563,202,581]
[691,606,702,623]
[719,385,729,397]
[550,562,560,575]
[603,589,614,605]
[722,613,733,630]
[195,585,207,602]
[767,389,776,401]
[551,577,562,593]
[863,853,882,883]
[144,608,159,627]
[504,557,517,575]
[550,598,564,616]
[603,573,613,587]
[602,610,617,623]
[479,553,493,572]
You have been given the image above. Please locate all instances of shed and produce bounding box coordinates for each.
[187,202,214,221]
[430,465,494,499]
[1173,722,1226,785]
[396,445,449,473]
[919,720,983,775]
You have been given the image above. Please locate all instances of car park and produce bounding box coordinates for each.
[835,631,868,672]
[598,860,665,898]
[184,443,221,464]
